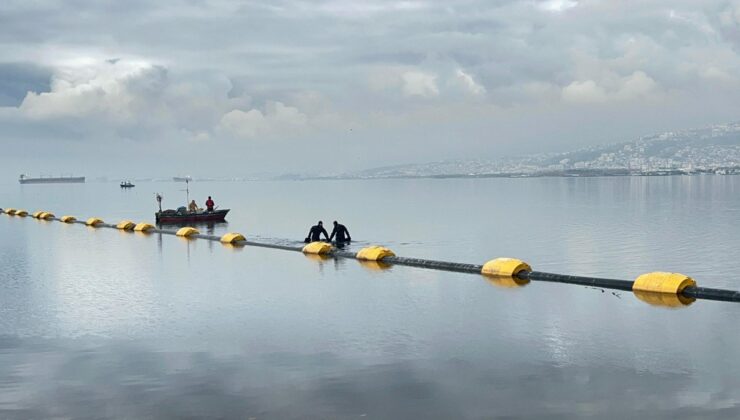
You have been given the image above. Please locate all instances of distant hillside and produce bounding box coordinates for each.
[330,123,740,179]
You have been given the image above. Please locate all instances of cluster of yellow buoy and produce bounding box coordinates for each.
[7,208,251,244]
[2,205,724,308]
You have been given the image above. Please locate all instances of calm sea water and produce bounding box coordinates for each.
[1,175,740,418]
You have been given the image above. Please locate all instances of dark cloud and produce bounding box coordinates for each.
[0,63,51,106]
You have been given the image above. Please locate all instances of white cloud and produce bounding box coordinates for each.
[538,0,578,13]
[562,80,607,103]
[401,71,439,97]
[614,71,657,100]
[562,71,658,103]
[220,109,264,138]
[19,59,160,119]
[451,69,486,96]
[314,1,428,18]
[218,101,309,140]
[11,58,319,144]
[369,66,486,100]
[187,130,212,143]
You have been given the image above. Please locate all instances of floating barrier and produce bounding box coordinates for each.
[4,207,740,307]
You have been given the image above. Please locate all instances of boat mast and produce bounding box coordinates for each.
[185,178,190,205]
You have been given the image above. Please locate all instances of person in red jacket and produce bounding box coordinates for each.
[205,196,215,212]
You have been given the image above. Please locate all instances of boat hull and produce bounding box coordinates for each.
[19,177,85,184]
[155,209,229,224]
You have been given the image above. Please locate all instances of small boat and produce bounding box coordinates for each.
[120,181,135,188]
[156,209,229,224]
[154,184,229,224]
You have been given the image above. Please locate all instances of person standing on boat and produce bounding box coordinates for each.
[205,196,215,212]
[305,221,330,242]
[329,221,352,243]
[188,200,198,213]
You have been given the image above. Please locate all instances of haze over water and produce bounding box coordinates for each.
[2,175,740,418]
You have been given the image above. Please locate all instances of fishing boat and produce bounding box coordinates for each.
[120,181,135,188]
[155,208,230,224]
[154,179,229,224]
[19,174,85,184]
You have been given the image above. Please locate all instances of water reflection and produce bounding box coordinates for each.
[484,275,530,288]
[3,177,740,417]
[358,260,392,271]
[157,221,222,236]
[0,337,737,419]
[633,290,695,308]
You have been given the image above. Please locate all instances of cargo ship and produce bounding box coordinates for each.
[19,174,85,184]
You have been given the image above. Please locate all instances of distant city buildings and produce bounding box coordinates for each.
[332,122,740,179]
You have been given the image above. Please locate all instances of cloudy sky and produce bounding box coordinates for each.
[2,0,740,178]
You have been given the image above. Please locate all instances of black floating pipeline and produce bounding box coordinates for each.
[4,208,740,308]
[520,271,635,292]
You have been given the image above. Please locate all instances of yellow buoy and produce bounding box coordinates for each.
[356,246,395,261]
[60,216,77,223]
[32,211,44,218]
[15,210,28,217]
[176,227,199,237]
[220,232,246,244]
[632,272,695,294]
[116,220,136,230]
[302,241,333,255]
[86,217,104,227]
[133,223,155,232]
[39,212,55,220]
[481,258,531,278]
[5,208,17,215]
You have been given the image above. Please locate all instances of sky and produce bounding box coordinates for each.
[2,0,740,178]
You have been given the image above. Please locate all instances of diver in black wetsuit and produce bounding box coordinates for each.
[329,221,351,243]
[305,221,330,242]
